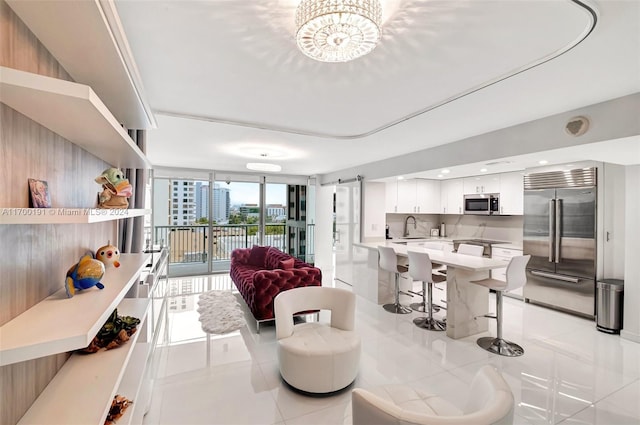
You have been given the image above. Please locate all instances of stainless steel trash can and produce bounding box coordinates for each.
[596,279,624,334]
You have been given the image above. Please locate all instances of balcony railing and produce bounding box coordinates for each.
[152,223,315,276]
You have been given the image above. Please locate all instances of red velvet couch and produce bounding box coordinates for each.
[230,246,322,331]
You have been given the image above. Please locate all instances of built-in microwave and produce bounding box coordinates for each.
[463,193,500,215]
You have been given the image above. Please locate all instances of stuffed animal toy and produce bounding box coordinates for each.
[65,252,106,298]
[95,168,133,209]
[96,241,121,268]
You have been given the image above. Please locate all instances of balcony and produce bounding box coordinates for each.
[151,223,314,277]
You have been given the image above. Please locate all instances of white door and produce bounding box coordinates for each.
[334,180,362,286]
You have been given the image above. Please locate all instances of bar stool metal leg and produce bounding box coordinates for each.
[413,281,446,331]
[477,291,524,356]
[410,281,441,313]
[383,272,412,314]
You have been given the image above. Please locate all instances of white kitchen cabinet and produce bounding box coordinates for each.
[387,179,441,214]
[602,163,625,279]
[397,179,416,213]
[463,174,500,194]
[440,178,464,214]
[498,172,524,215]
[416,179,441,213]
[491,247,523,299]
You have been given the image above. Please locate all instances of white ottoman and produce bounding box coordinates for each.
[278,322,361,393]
[274,286,361,394]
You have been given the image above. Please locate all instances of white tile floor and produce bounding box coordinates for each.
[142,274,640,425]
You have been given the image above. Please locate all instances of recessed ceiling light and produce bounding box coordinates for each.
[246,163,282,172]
[441,169,450,174]
[480,168,488,173]
[539,160,548,165]
[397,176,404,180]
[437,174,443,178]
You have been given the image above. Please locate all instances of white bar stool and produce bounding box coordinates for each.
[470,255,531,357]
[410,241,444,313]
[407,250,447,331]
[378,246,412,314]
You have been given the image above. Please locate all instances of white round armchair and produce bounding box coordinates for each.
[352,365,514,425]
[274,286,361,394]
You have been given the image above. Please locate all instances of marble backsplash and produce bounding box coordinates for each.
[386,213,523,244]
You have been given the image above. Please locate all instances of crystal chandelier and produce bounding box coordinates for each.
[295,0,382,63]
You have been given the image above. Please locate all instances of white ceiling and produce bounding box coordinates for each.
[12,0,640,179]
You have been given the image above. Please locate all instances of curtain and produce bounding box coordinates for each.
[119,129,147,254]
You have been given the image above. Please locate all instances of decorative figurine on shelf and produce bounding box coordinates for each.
[96,241,121,268]
[95,167,132,209]
[65,251,106,298]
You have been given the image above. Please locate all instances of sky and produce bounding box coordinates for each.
[218,182,287,206]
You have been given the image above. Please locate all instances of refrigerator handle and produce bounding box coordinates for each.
[548,199,555,262]
[555,199,562,263]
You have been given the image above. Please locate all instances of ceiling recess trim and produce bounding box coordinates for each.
[156,0,597,140]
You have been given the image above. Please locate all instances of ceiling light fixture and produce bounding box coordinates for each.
[295,0,382,63]
[480,168,488,173]
[538,160,549,165]
[441,169,450,174]
[246,163,282,172]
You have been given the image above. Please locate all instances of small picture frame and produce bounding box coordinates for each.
[28,178,52,208]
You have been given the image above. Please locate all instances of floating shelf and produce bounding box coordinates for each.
[0,66,150,169]
[0,208,150,224]
[17,298,151,425]
[116,342,151,425]
[0,253,150,366]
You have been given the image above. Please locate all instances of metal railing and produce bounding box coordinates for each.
[152,223,315,275]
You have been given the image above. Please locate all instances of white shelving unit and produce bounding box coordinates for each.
[0,208,151,224]
[0,253,150,366]
[0,66,150,169]
[17,298,151,425]
[116,342,151,425]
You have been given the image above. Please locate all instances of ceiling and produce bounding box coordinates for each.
[8,0,640,179]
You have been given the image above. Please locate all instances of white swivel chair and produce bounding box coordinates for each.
[379,246,412,314]
[274,286,361,394]
[407,250,447,331]
[352,365,514,425]
[471,255,531,357]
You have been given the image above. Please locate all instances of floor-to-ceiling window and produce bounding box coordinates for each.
[152,170,305,277]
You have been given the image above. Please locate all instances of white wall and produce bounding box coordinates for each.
[621,165,640,343]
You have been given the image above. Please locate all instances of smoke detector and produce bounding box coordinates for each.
[565,116,590,137]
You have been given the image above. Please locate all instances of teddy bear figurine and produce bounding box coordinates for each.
[95,168,133,209]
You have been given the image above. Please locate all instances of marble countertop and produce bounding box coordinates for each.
[354,241,506,272]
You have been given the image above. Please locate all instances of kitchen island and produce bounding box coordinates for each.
[353,241,506,339]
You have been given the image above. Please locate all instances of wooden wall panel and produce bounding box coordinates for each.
[0,2,123,424]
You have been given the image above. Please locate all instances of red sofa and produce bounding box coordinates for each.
[230,246,322,331]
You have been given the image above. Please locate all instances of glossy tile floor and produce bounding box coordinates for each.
[142,274,640,425]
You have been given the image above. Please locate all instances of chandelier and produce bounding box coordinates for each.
[295,0,382,63]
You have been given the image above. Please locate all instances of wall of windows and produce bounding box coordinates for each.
[151,170,304,277]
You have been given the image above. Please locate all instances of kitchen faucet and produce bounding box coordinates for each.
[403,215,417,237]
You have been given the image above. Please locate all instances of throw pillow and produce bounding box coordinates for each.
[248,245,269,267]
[279,258,295,270]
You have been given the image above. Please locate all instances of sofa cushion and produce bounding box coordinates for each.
[280,258,295,270]
[265,247,293,270]
[248,245,269,267]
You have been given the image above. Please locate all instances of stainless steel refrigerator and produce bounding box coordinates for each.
[523,167,597,317]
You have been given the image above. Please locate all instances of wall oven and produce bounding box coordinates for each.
[463,194,499,215]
